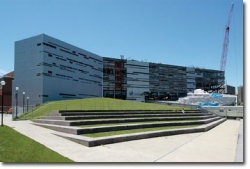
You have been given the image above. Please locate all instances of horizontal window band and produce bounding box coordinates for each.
[59,93,76,96]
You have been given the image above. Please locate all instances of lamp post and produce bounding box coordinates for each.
[27,97,29,112]
[1,80,6,127]
[23,92,25,113]
[15,87,19,119]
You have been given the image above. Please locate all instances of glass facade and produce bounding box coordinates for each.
[103,58,225,101]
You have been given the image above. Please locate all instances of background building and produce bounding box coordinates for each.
[237,85,244,104]
[0,71,14,112]
[12,34,103,109]
[223,85,236,95]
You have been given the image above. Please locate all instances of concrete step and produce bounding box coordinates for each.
[51,118,227,147]
[72,117,222,134]
[34,114,217,126]
[49,110,202,116]
[32,109,227,147]
[33,117,222,135]
[40,113,213,120]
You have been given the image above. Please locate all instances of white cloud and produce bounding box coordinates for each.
[0,69,8,76]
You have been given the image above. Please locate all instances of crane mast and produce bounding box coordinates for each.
[220,3,234,71]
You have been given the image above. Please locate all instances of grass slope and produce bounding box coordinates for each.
[19,98,192,120]
[82,124,201,138]
[78,120,198,128]
[0,126,73,162]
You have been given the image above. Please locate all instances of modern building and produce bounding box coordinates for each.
[103,57,150,101]
[223,85,236,95]
[103,58,225,101]
[0,71,14,112]
[102,57,127,100]
[237,85,244,104]
[13,34,225,106]
[12,34,103,109]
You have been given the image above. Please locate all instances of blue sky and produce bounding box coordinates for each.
[0,0,244,91]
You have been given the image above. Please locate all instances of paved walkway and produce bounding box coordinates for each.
[1,114,244,162]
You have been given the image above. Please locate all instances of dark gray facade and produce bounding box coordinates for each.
[149,63,187,98]
[13,34,103,107]
[223,85,236,95]
[103,58,225,101]
[126,60,149,101]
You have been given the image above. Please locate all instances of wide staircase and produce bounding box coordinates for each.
[33,109,226,147]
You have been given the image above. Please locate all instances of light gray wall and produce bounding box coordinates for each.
[13,34,103,108]
[13,34,44,108]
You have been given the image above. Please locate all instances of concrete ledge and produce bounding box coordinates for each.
[32,123,81,135]
[38,113,213,122]
[34,114,216,126]
[32,117,221,135]
[45,113,213,120]
[75,117,221,134]
[39,116,66,120]
[52,118,226,147]
[57,110,202,116]
[33,119,71,126]
[75,115,215,126]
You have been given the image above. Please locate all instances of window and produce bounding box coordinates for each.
[39,95,49,97]
[43,42,56,49]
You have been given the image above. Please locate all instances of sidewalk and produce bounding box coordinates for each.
[1,114,243,162]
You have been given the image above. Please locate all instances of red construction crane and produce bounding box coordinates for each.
[220,3,234,71]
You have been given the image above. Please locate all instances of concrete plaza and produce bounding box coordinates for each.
[1,114,244,162]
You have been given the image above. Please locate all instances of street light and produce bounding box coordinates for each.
[27,97,29,112]
[23,92,25,113]
[1,80,6,127]
[15,87,19,119]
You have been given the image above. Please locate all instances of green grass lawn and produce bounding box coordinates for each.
[82,124,201,138]
[19,98,193,120]
[0,126,73,162]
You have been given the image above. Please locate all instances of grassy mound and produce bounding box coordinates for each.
[19,97,192,120]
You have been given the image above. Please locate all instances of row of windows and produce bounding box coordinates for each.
[43,50,101,70]
[60,49,78,57]
[39,42,102,64]
[103,90,126,95]
[59,93,76,97]
[48,41,70,50]
[37,61,103,76]
[37,70,101,84]
[37,42,56,49]
[104,66,222,80]
[39,93,100,98]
